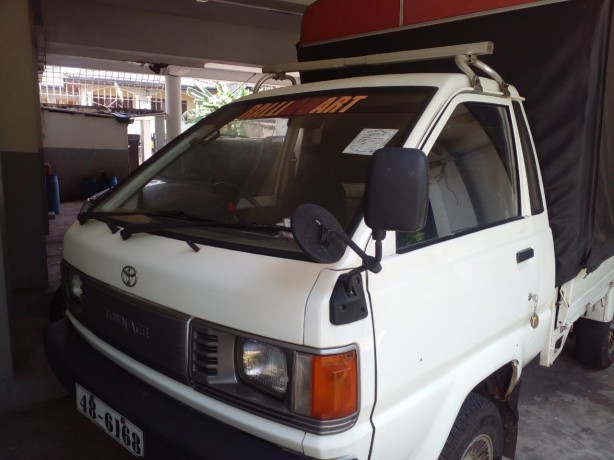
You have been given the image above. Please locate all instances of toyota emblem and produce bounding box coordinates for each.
[121,266,138,287]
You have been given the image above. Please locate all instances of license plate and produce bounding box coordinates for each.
[76,384,144,457]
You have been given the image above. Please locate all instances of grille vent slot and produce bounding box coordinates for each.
[192,325,219,378]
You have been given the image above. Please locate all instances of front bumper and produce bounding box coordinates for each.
[44,319,309,460]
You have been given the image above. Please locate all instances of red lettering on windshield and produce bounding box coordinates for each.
[309,95,368,114]
[238,95,368,119]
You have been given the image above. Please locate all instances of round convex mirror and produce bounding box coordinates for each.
[291,204,347,263]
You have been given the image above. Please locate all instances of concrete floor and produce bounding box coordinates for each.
[0,202,613,459]
[517,346,614,459]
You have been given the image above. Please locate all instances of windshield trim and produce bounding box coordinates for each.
[153,227,314,261]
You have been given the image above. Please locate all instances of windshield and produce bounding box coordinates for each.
[93,88,433,257]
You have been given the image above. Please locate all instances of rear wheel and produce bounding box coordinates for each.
[439,393,503,460]
[575,317,614,369]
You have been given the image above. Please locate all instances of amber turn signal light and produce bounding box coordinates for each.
[310,351,357,420]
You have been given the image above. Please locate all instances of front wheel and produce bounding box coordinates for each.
[439,392,503,460]
[575,317,614,369]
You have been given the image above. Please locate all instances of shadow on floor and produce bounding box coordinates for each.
[3,202,83,408]
[0,201,135,459]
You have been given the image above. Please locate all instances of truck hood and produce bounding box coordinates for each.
[63,220,326,344]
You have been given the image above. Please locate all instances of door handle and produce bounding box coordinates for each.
[516,248,534,263]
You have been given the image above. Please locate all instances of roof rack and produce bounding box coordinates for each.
[254,41,510,96]
[455,53,510,96]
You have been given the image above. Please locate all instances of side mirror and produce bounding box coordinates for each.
[291,204,347,264]
[290,148,428,275]
[364,148,429,239]
[292,203,381,272]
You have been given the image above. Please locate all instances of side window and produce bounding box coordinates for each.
[397,102,520,252]
[513,101,544,215]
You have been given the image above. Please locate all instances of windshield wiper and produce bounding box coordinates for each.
[77,209,291,252]
[77,209,217,238]
[119,220,290,241]
[78,209,207,225]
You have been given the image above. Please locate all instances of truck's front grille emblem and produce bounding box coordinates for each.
[121,266,138,287]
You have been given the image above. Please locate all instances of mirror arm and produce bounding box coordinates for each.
[334,230,382,270]
[340,239,383,294]
[294,204,379,267]
[333,229,383,295]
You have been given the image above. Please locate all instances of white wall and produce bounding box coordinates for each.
[42,110,127,150]
[41,110,130,200]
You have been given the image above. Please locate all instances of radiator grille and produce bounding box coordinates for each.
[68,275,191,384]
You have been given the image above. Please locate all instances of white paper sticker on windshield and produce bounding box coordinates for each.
[343,129,399,155]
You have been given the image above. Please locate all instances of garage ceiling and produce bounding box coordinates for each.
[90,0,313,17]
[41,0,316,81]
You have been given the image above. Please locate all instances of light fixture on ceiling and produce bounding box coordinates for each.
[204,62,262,74]
[193,0,306,15]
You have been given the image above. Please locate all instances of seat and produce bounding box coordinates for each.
[280,144,347,220]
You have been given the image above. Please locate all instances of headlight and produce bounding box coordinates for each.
[238,339,288,397]
[64,265,85,302]
[191,319,359,433]
[70,272,84,300]
[237,338,357,420]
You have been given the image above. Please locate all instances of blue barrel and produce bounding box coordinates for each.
[46,174,61,215]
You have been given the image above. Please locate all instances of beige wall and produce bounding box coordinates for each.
[0,0,48,292]
[0,1,42,153]
[0,0,49,403]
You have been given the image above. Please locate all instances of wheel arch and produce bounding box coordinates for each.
[470,360,521,460]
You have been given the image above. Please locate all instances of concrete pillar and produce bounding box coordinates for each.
[141,119,153,162]
[0,0,47,291]
[0,0,51,407]
[154,115,166,151]
[165,75,182,142]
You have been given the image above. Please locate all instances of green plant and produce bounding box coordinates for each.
[182,81,250,125]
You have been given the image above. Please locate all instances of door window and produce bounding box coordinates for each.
[513,101,544,215]
[398,102,520,252]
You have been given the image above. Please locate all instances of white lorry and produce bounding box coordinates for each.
[45,0,614,459]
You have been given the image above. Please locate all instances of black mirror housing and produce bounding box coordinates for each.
[364,148,429,236]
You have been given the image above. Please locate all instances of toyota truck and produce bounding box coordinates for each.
[45,0,614,458]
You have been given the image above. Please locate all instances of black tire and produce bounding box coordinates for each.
[49,286,66,322]
[439,393,503,460]
[575,317,614,370]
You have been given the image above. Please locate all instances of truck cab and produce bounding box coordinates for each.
[45,44,562,459]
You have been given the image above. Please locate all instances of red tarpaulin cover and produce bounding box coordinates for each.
[301,0,545,44]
